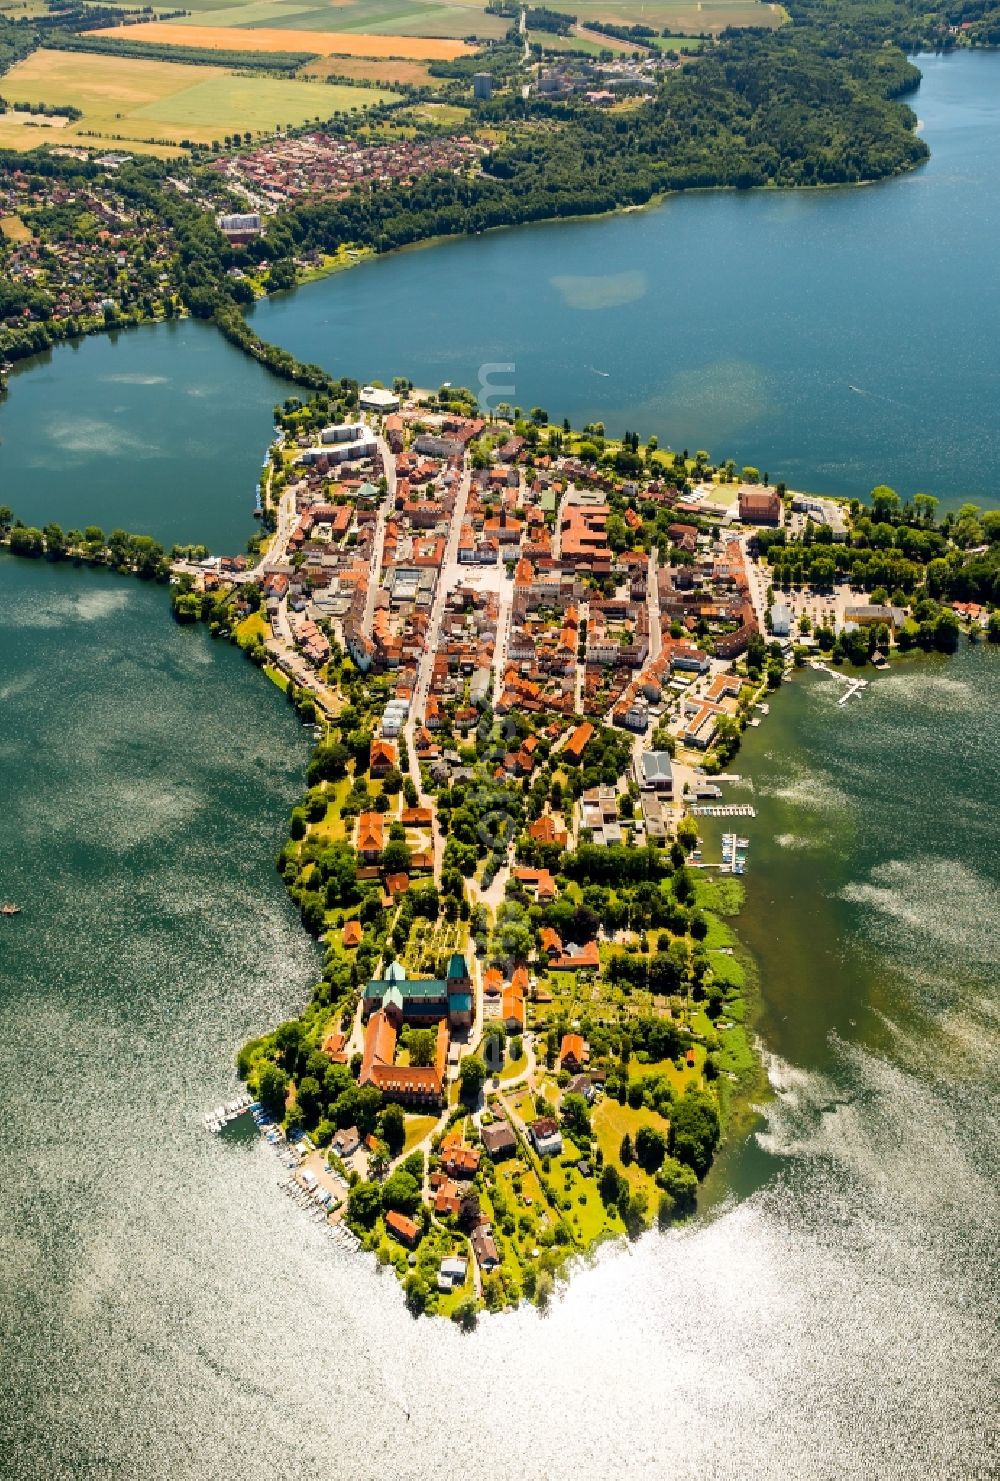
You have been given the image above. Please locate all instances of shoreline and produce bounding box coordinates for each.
[4,430,996,1320]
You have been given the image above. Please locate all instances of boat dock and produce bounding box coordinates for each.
[838,677,868,705]
[689,803,757,818]
[811,661,870,704]
[202,1092,254,1133]
[722,831,750,875]
[207,1097,362,1253]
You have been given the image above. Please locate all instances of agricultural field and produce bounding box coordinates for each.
[94,21,477,60]
[167,0,510,39]
[530,28,607,54]
[299,53,438,85]
[565,0,782,32]
[0,49,398,153]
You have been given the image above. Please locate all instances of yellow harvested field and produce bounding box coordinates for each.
[0,48,396,154]
[92,23,475,59]
[300,54,435,85]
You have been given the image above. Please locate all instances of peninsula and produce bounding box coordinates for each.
[1,0,998,1327]
[156,384,997,1320]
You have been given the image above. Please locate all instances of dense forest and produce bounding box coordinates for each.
[269,0,946,264]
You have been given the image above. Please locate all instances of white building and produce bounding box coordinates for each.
[360,385,400,413]
[770,602,792,637]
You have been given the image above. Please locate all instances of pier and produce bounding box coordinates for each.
[689,803,757,818]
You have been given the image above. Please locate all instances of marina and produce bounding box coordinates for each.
[202,1092,254,1134]
[688,804,757,818]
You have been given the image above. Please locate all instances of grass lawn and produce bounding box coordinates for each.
[234,610,269,648]
[0,49,398,152]
[498,1052,527,1082]
[592,1096,671,1198]
[0,213,31,242]
[305,777,351,843]
[402,1113,438,1155]
[264,663,289,693]
[405,102,470,129]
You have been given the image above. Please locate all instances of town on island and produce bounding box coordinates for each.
[7,372,996,1324]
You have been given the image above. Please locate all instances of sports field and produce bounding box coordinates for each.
[0,49,399,153]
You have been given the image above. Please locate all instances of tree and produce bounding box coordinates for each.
[256,1061,288,1115]
[381,1169,421,1215]
[669,1089,720,1177]
[347,1179,381,1229]
[623,1188,649,1239]
[452,1297,478,1330]
[368,1139,390,1179]
[405,1028,437,1067]
[458,1189,481,1232]
[635,1124,668,1173]
[459,1054,487,1102]
[378,1103,406,1157]
[295,1074,322,1125]
[381,839,412,874]
[561,1092,591,1142]
[404,1271,429,1315]
[619,1132,633,1166]
[658,1156,698,1213]
[599,1163,624,1206]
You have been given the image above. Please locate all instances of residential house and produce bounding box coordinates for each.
[330,1125,360,1159]
[385,1209,421,1248]
[342,919,363,949]
[559,1034,590,1072]
[470,1223,500,1272]
[481,1121,517,1159]
[437,1255,468,1292]
[356,811,385,861]
[530,1117,563,1157]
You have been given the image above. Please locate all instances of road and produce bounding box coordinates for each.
[491,584,512,703]
[401,465,474,883]
[647,548,661,661]
[573,599,588,714]
[363,431,396,634]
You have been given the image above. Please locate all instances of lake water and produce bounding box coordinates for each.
[253,49,1000,511]
[1,44,998,1481]
[1,556,995,1481]
[0,318,290,552]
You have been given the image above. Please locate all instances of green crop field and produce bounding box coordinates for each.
[567,0,782,33]
[0,49,399,153]
[165,0,511,40]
